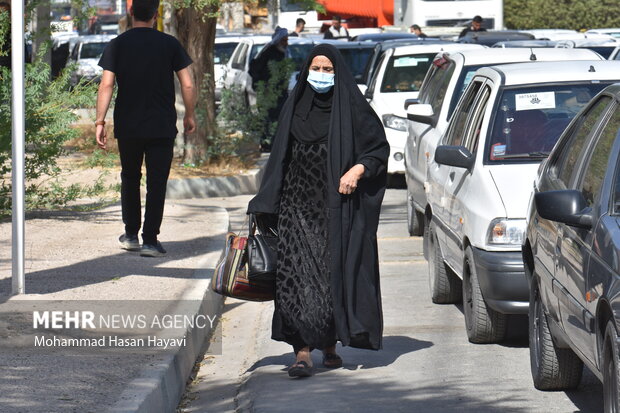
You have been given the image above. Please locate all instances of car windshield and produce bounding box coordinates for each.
[380,53,435,93]
[337,47,374,82]
[288,43,314,70]
[580,46,615,59]
[215,42,238,64]
[486,82,612,162]
[80,42,108,59]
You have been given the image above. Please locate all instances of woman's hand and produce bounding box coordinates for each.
[339,164,365,195]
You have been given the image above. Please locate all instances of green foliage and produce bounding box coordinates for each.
[0,57,99,216]
[214,58,294,161]
[84,148,119,168]
[288,0,325,14]
[504,0,620,30]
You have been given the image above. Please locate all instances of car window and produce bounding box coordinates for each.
[447,64,484,119]
[231,43,248,70]
[249,44,264,62]
[80,42,107,59]
[380,53,435,93]
[337,47,374,81]
[443,80,483,146]
[487,83,611,163]
[579,104,620,208]
[366,53,386,97]
[214,42,238,65]
[464,85,491,153]
[554,95,613,188]
[287,43,313,71]
[419,56,455,118]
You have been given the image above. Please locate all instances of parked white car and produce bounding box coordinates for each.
[425,60,620,343]
[365,43,484,175]
[404,47,603,236]
[215,35,245,105]
[69,34,116,87]
[222,35,271,106]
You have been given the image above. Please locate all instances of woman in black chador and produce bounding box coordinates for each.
[247,44,389,378]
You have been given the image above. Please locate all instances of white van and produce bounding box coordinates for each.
[404,48,603,236]
[426,60,620,343]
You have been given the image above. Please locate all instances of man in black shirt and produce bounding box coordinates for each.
[95,0,196,257]
[459,15,487,38]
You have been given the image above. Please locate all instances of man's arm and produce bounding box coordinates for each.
[95,70,115,149]
[176,67,196,134]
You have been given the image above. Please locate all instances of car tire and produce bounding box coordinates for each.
[463,246,507,344]
[407,191,424,236]
[427,223,462,304]
[529,278,583,390]
[603,320,620,412]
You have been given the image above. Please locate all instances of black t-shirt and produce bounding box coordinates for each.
[98,28,192,139]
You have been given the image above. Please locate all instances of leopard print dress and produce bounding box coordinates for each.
[273,138,337,351]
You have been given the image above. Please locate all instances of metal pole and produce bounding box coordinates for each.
[11,0,25,295]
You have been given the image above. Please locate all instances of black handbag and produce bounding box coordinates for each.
[247,214,278,282]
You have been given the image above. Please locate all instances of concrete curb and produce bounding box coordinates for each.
[166,154,268,199]
[108,217,228,413]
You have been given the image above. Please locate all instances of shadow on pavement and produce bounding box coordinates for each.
[0,233,223,303]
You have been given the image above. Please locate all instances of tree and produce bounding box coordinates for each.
[172,0,219,163]
[505,0,620,30]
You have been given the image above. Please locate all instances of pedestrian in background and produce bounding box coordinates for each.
[323,16,350,40]
[459,15,487,38]
[289,18,305,37]
[248,44,389,378]
[95,0,196,257]
[410,24,427,38]
[249,26,289,151]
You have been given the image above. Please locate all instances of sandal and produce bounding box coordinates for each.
[288,360,313,378]
[322,353,343,369]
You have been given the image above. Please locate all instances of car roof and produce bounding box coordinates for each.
[238,35,272,44]
[75,34,117,44]
[392,43,483,56]
[477,60,620,86]
[444,47,603,66]
[215,35,247,43]
[351,32,419,42]
[492,40,558,48]
[316,39,377,48]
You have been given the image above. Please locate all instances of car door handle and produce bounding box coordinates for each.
[449,172,455,181]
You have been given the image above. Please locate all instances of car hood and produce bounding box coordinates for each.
[214,64,226,86]
[488,163,540,218]
[374,91,419,118]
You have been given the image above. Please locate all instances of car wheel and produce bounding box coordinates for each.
[463,246,507,344]
[427,223,462,304]
[529,278,583,390]
[407,191,424,236]
[604,321,620,413]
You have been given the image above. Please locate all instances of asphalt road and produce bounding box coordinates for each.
[180,189,603,413]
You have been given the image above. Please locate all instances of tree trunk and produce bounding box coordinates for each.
[174,4,218,163]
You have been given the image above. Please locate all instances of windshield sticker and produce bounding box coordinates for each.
[515,92,556,111]
[492,144,506,158]
[462,71,476,92]
[394,57,429,67]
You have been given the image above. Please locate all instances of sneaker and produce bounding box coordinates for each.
[140,242,167,257]
[119,234,140,251]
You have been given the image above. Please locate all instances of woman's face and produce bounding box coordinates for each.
[310,55,334,74]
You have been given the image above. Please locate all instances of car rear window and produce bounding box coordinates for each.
[486,82,612,163]
[80,42,108,59]
[215,42,238,65]
[337,47,374,82]
[380,53,435,93]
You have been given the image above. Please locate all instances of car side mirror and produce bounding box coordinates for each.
[404,98,419,110]
[407,103,434,126]
[534,190,593,229]
[435,145,475,171]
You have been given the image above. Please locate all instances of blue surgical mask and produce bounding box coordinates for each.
[307,70,334,93]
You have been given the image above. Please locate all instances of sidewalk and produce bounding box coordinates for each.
[0,198,230,413]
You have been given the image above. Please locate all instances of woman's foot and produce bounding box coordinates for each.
[289,347,313,378]
[322,345,343,368]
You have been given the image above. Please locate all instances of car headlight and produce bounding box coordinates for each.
[382,114,407,132]
[487,218,526,246]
